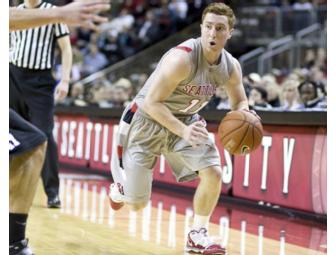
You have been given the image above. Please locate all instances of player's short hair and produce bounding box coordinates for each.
[202,3,236,29]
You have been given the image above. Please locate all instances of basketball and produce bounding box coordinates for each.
[218,110,263,155]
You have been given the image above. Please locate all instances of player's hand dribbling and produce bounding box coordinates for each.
[182,121,209,148]
[242,109,261,121]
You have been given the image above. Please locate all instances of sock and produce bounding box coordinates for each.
[193,214,210,230]
[9,213,28,244]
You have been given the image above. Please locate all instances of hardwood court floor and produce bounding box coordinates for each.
[27,173,327,255]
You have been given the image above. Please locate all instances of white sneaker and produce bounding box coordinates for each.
[186,228,226,254]
[108,183,124,210]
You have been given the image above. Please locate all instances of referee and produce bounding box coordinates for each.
[9,0,72,208]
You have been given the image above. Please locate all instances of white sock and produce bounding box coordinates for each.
[193,214,210,230]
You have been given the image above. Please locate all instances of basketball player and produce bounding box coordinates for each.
[109,3,257,254]
[9,110,47,255]
[9,2,110,254]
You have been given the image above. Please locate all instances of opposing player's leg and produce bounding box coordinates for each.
[9,109,47,255]
[9,143,46,255]
[10,142,47,213]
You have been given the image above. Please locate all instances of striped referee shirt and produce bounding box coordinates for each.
[9,1,69,70]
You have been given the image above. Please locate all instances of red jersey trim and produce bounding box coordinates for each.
[175,46,192,53]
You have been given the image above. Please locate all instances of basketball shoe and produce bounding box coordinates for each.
[186,228,226,255]
[108,183,124,210]
[9,239,33,255]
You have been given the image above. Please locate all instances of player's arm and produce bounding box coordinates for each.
[225,58,249,111]
[142,50,208,145]
[9,1,110,32]
[55,35,72,101]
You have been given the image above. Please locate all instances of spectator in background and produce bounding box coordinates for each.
[138,10,160,47]
[130,72,149,94]
[278,79,304,110]
[99,32,123,64]
[113,77,134,102]
[206,86,230,110]
[316,47,327,72]
[71,46,84,82]
[82,44,108,76]
[169,0,188,29]
[157,3,178,37]
[303,48,316,69]
[123,0,147,18]
[292,0,314,31]
[248,86,273,110]
[293,0,314,10]
[111,84,131,107]
[59,82,87,107]
[298,80,327,109]
[243,72,261,88]
[100,8,135,37]
[118,25,138,58]
[309,66,327,90]
[260,74,281,107]
[55,45,84,84]
[76,27,92,49]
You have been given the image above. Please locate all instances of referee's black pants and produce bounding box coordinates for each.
[9,64,60,200]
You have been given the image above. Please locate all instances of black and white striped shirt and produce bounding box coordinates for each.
[9,2,69,70]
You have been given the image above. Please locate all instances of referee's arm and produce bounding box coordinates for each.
[9,7,60,31]
[55,35,72,102]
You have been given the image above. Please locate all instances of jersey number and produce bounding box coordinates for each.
[179,99,208,114]
[9,133,20,151]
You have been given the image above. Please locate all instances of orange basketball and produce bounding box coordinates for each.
[218,110,263,155]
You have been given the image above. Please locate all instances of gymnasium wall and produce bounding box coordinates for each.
[54,108,326,215]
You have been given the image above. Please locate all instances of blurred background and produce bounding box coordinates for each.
[10,0,327,111]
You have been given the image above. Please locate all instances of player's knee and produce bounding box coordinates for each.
[128,201,148,211]
[32,141,47,170]
[200,166,222,184]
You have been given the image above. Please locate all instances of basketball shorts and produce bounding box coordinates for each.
[9,109,47,157]
[9,64,56,134]
[111,103,221,204]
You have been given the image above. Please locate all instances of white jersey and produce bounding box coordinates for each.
[134,37,235,116]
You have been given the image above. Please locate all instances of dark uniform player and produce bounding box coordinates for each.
[10,0,71,208]
[9,1,111,253]
[9,0,110,255]
[9,109,47,255]
[9,109,47,156]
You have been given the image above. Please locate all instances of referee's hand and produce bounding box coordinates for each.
[59,0,111,31]
[54,80,69,102]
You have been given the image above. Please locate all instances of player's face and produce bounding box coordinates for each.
[201,13,233,53]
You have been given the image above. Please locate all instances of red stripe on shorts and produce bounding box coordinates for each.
[131,102,138,113]
[117,145,123,159]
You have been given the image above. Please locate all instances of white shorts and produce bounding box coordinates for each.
[110,103,221,204]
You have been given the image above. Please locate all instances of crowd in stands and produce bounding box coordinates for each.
[53,0,212,82]
[208,47,327,111]
[50,0,326,83]
[61,46,326,112]
[10,0,326,112]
